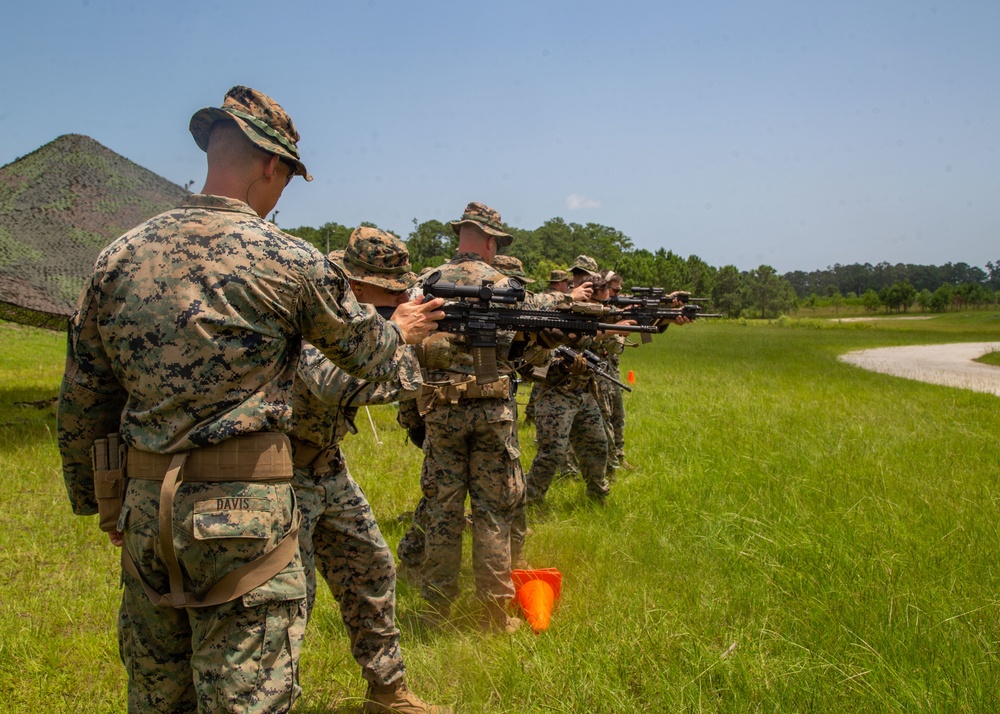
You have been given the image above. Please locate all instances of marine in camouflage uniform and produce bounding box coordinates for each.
[595,336,628,473]
[524,269,573,425]
[57,87,436,714]
[397,253,542,574]
[586,277,623,475]
[525,271,612,506]
[525,346,611,505]
[601,272,630,469]
[289,228,448,713]
[407,202,526,631]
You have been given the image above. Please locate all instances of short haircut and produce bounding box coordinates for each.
[206,119,270,172]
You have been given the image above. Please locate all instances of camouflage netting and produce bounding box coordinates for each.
[0,134,189,330]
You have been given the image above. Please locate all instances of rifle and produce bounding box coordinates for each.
[608,288,708,307]
[553,345,632,392]
[422,270,660,384]
[602,297,722,343]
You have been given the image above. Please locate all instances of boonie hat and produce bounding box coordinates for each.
[492,254,535,284]
[548,269,570,283]
[334,227,418,291]
[570,255,599,276]
[190,85,312,181]
[450,202,513,247]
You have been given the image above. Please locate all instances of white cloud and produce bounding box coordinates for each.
[566,193,603,210]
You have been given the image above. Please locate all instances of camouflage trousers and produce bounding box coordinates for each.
[118,477,306,713]
[293,457,404,687]
[526,384,610,503]
[596,379,624,472]
[400,431,529,571]
[396,485,430,570]
[523,380,542,423]
[417,397,523,607]
[606,371,626,459]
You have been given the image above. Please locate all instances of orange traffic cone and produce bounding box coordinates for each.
[511,568,562,633]
[627,370,636,384]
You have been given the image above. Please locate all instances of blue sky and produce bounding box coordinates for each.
[2,0,997,273]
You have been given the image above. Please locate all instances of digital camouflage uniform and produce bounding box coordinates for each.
[397,253,543,575]
[523,277,572,423]
[291,342,421,686]
[525,345,611,504]
[415,250,523,609]
[58,184,403,710]
[599,337,628,464]
[288,227,423,692]
[402,203,525,617]
[593,336,627,473]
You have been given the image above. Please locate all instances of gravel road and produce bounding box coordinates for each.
[839,342,1000,397]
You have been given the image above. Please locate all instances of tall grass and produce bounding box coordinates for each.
[2,314,1000,712]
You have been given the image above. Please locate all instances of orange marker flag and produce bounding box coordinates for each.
[627,370,636,384]
[512,568,562,633]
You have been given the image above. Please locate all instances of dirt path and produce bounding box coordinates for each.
[839,342,1000,397]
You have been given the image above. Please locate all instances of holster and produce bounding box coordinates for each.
[291,440,345,477]
[92,433,127,533]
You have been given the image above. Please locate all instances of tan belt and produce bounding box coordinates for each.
[122,433,300,609]
[127,432,293,482]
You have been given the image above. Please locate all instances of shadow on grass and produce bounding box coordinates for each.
[290,695,365,714]
[0,388,59,447]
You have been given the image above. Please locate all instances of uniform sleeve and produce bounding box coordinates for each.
[299,343,422,407]
[56,278,127,516]
[526,291,569,309]
[296,258,404,382]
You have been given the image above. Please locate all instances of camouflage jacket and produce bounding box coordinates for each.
[531,289,571,310]
[289,341,422,451]
[58,194,403,515]
[425,251,521,380]
[595,335,626,370]
[534,288,571,309]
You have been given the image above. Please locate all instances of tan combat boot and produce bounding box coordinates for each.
[362,680,452,714]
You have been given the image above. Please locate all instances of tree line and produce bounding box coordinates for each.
[285,217,998,319]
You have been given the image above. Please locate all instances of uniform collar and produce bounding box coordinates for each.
[178,194,261,217]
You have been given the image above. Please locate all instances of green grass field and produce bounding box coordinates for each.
[2,313,1000,712]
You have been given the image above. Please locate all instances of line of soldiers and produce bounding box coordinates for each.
[56,84,687,713]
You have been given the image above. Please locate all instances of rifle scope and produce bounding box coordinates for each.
[422,270,525,304]
[631,286,690,303]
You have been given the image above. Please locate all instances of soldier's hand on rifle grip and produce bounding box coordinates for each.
[567,354,589,376]
[390,295,447,345]
[537,328,566,350]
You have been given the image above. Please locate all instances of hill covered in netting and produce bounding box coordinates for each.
[0,134,188,329]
